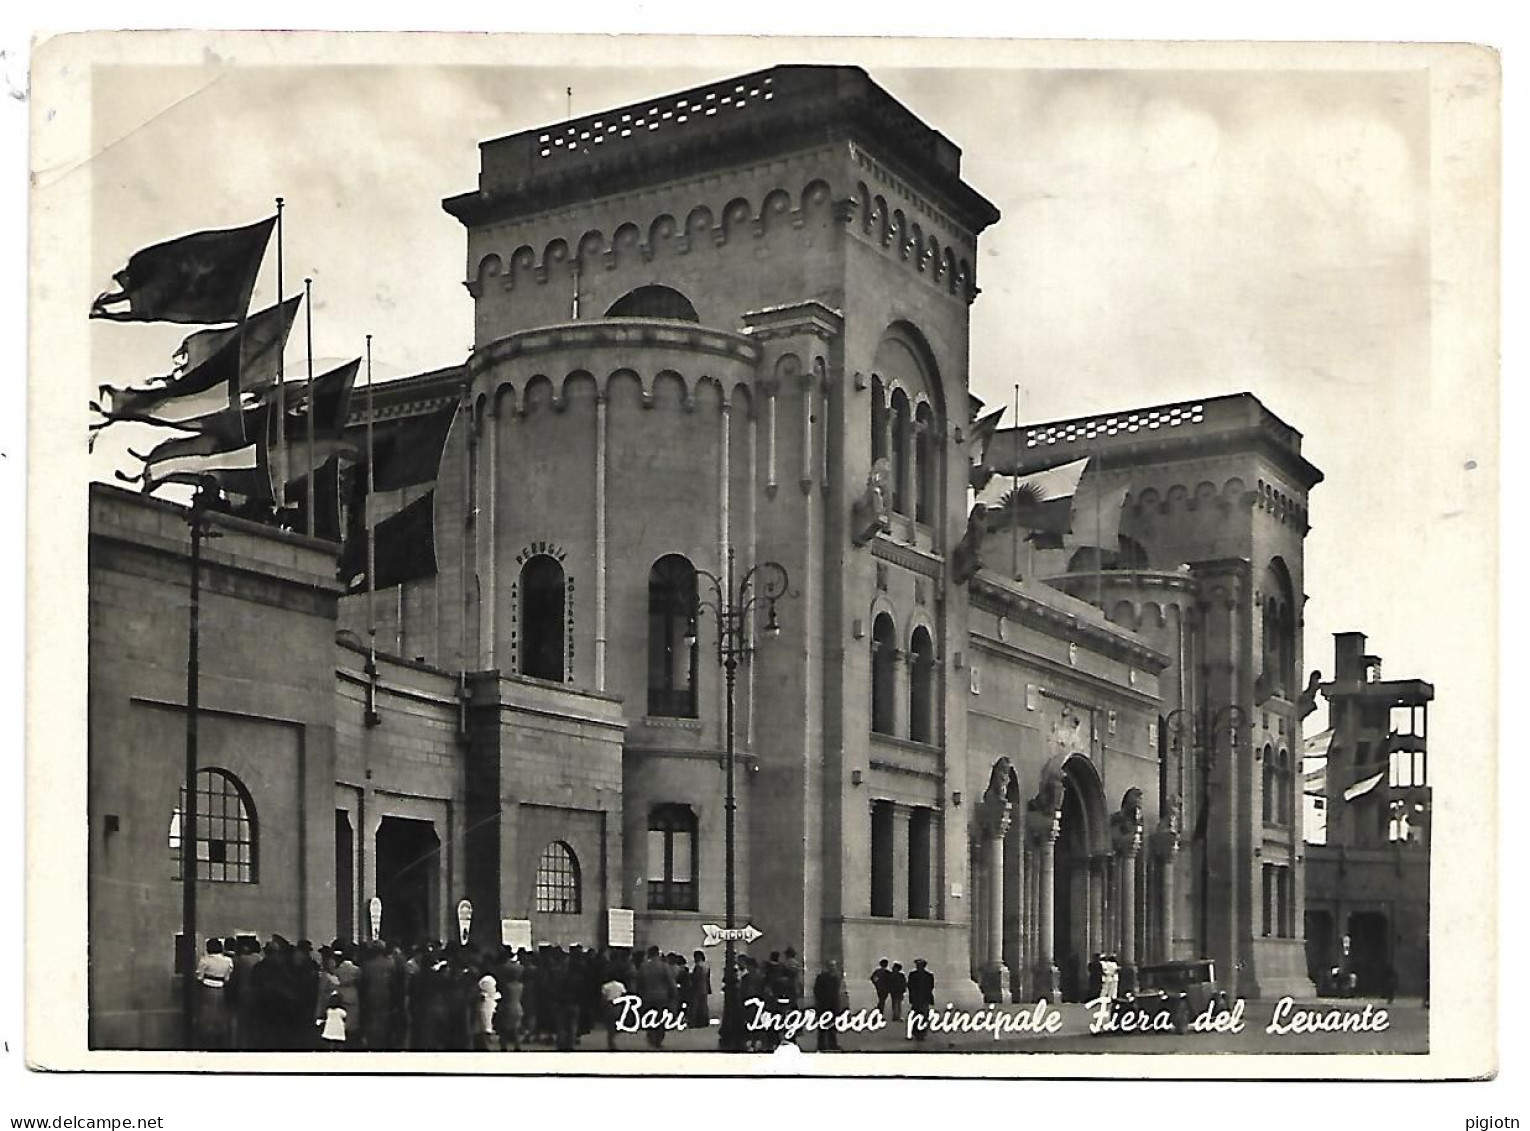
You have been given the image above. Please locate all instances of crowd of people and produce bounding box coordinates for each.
[190,934,713,1052]
[188,932,936,1052]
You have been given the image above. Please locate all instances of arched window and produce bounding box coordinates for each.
[1277,749,1291,825]
[647,803,698,911]
[1262,744,1275,824]
[1261,559,1296,698]
[605,284,699,322]
[169,768,258,884]
[871,376,888,466]
[647,555,698,718]
[873,324,943,529]
[534,841,581,914]
[890,390,911,514]
[914,403,936,524]
[909,626,935,744]
[520,555,566,682]
[871,613,898,736]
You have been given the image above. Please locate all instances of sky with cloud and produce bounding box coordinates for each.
[74,43,1494,779]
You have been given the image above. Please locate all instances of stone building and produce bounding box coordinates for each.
[987,392,1324,999]
[1303,632,1432,996]
[88,64,1329,1045]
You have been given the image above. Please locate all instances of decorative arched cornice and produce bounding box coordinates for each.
[471,176,841,295]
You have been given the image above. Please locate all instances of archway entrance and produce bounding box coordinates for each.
[1055,778,1087,1000]
[1346,910,1391,995]
[1051,754,1108,1002]
[1304,909,1335,984]
[376,816,441,947]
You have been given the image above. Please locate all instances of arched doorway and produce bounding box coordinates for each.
[1046,754,1110,1002]
[375,816,441,947]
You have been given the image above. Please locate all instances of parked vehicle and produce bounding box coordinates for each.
[1109,959,1231,1034]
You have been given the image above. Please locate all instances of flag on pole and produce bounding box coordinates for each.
[337,404,458,592]
[976,456,1089,536]
[967,407,1007,490]
[95,296,302,427]
[90,216,276,324]
[170,295,304,393]
[124,404,276,500]
[362,491,438,590]
[284,358,359,438]
[366,406,458,493]
[1063,472,1131,551]
[286,457,345,543]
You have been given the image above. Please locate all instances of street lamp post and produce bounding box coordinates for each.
[690,547,789,1051]
[179,477,223,1050]
[1164,701,1248,958]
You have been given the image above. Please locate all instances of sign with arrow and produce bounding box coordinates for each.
[456,899,473,945]
[701,923,763,946]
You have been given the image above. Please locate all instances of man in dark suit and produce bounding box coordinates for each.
[907,958,935,1042]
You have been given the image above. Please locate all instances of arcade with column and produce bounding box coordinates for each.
[972,755,1178,1003]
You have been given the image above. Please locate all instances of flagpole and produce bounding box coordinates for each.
[303,278,315,536]
[1011,384,1020,581]
[366,335,377,651]
[180,482,211,1050]
[274,197,287,508]
[1094,434,1105,611]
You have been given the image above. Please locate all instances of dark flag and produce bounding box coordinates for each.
[122,404,275,500]
[286,457,345,543]
[285,358,360,437]
[369,491,437,590]
[368,405,458,492]
[90,216,276,324]
[95,296,302,428]
[170,295,305,394]
[339,403,459,592]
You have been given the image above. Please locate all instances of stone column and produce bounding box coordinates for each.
[483,410,498,669]
[1084,856,1102,962]
[594,392,608,690]
[907,419,921,526]
[1152,808,1181,962]
[1033,817,1060,1003]
[892,804,912,920]
[1112,795,1144,993]
[1003,822,1024,1000]
[977,790,1011,1003]
[893,648,911,739]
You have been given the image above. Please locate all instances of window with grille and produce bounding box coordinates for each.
[647,804,698,910]
[534,841,581,914]
[169,768,258,884]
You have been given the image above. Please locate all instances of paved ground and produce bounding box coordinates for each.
[519,996,1427,1056]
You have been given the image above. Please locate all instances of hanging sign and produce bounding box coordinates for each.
[457,899,473,945]
[607,908,635,949]
[701,923,763,946]
[501,919,533,950]
[368,897,383,940]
